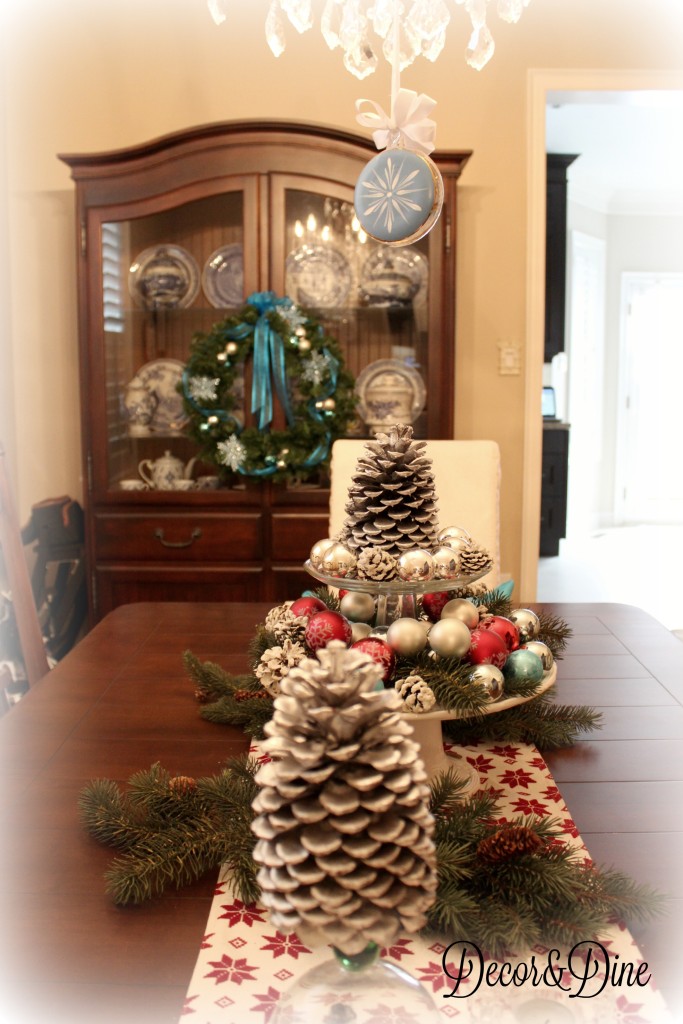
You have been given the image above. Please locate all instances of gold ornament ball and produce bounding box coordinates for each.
[437,525,472,548]
[523,639,554,671]
[386,617,429,656]
[350,621,373,642]
[397,549,435,582]
[467,663,505,702]
[431,545,461,580]
[309,537,336,568]
[428,617,471,658]
[441,598,479,630]
[321,542,357,578]
[509,607,541,643]
[298,337,312,352]
[340,591,376,623]
[322,398,336,411]
[226,341,239,355]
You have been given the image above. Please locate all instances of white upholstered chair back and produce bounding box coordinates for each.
[328,438,502,590]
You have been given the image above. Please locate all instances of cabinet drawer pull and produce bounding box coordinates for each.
[153,527,202,549]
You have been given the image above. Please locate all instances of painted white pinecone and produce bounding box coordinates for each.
[341,424,440,560]
[356,546,398,581]
[254,638,307,697]
[251,641,437,955]
[458,545,492,578]
[397,674,436,713]
[264,602,308,643]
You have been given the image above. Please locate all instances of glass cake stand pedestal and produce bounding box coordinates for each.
[304,559,490,626]
[304,559,557,791]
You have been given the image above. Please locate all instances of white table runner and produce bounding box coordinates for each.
[178,741,672,1024]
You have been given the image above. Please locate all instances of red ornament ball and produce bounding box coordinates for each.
[468,628,508,669]
[350,637,396,684]
[290,596,328,620]
[479,614,520,652]
[305,610,352,651]
[421,591,453,623]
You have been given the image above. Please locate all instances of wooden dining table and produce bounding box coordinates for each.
[1,600,682,1024]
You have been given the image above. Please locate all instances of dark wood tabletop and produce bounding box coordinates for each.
[1,601,682,1024]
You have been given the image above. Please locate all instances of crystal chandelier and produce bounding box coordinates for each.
[207,0,532,77]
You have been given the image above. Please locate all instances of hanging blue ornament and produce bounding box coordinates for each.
[354,147,444,247]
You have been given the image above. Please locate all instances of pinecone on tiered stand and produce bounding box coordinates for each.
[339,424,440,560]
[356,546,398,581]
[251,641,438,955]
[458,545,492,579]
[264,602,308,644]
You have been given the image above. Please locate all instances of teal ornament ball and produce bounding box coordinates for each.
[354,148,444,246]
[503,649,544,685]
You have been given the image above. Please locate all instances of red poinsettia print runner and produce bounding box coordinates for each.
[178,741,672,1024]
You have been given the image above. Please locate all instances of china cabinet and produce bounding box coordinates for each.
[60,122,470,622]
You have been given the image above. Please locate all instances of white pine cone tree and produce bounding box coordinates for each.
[341,424,440,560]
[254,638,307,697]
[251,641,437,955]
[397,675,436,713]
[356,546,398,581]
[264,602,308,643]
[458,544,492,578]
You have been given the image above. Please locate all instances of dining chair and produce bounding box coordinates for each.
[0,441,50,689]
[328,437,502,590]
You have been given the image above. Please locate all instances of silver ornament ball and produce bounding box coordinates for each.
[441,598,479,630]
[431,545,462,580]
[437,525,472,548]
[509,607,541,643]
[428,617,471,658]
[321,542,357,579]
[467,663,505,702]
[523,639,554,671]
[386,617,429,657]
[397,548,435,582]
[309,537,336,568]
[340,591,376,623]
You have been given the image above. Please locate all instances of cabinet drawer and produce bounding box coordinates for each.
[271,512,329,561]
[94,513,262,563]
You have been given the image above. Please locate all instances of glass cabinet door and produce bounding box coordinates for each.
[98,180,258,492]
[270,174,431,438]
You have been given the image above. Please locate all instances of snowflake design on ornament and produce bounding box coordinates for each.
[188,375,220,402]
[278,303,307,335]
[300,350,331,386]
[357,155,429,235]
[217,433,246,471]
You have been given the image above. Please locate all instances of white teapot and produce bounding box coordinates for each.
[138,450,197,491]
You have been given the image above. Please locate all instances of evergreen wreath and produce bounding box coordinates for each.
[184,586,600,749]
[179,291,357,483]
[79,759,663,956]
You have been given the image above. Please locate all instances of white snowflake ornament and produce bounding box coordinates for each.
[300,350,331,386]
[188,375,221,403]
[279,303,308,335]
[217,434,247,472]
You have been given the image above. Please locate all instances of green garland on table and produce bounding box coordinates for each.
[179,292,357,483]
[184,587,598,748]
[79,759,663,957]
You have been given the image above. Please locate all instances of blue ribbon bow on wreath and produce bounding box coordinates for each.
[226,291,295,430]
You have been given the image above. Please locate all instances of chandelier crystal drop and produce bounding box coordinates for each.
[208,0,531,76]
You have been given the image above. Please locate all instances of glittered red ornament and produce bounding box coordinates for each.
[479,615,520,652]
[350,637,396,684]
[421,591,453,622]
[305,609,353,651]
[468,627,508,669]
[290,596,328,620]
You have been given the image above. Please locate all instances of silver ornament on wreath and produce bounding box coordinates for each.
[509,608,541,643]
[467,663,505,703]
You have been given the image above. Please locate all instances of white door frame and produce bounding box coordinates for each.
[522,68,683,598]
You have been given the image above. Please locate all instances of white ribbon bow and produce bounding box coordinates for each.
[355,88,437,155]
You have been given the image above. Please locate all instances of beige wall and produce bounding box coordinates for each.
[2,0,683,596]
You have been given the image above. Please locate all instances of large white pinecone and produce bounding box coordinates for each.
[341,424,440,560]
[251,641,437,955]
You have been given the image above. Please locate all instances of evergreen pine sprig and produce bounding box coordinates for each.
[79,759,260,905]
[442,694,601,750]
